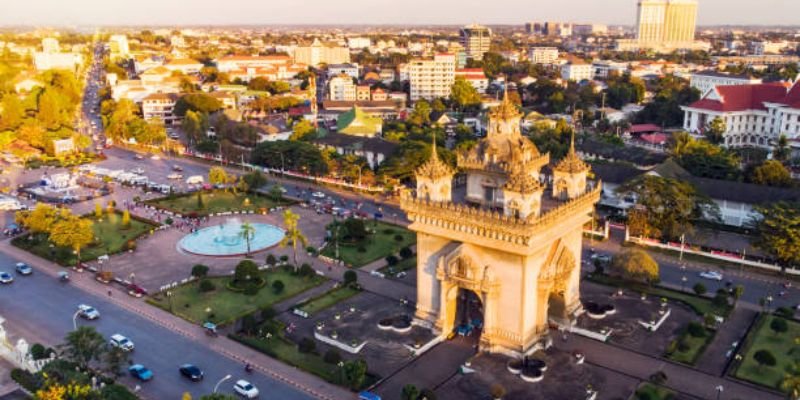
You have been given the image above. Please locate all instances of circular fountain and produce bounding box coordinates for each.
[178,218,285,256]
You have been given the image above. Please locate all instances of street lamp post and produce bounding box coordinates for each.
[72,309,81,331]
[679,233,686,262]
[214,374,232,393]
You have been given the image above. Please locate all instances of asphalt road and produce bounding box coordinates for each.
[0,251,316,400]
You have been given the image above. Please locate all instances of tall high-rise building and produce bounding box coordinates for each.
[459,24,492,61]
[636,0,697,45]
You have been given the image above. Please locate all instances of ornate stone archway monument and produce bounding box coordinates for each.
[401,91,600,356]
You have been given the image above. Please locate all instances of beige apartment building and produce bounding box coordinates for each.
[294,39,350,66]
[460,24,492,61]
[408,54,456,101]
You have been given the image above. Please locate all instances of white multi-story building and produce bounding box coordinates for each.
[752,41,791,55]
[327,63,359,80]
[689,71,762,96]
[560,62,594,82]
[164,58,204,75]
[142,93,181,126]
[408,53,456,101]
[293,39,350,66]
[33,52,82,71]
[681,81,800,148]
[328,74,357,101]
[347,37,371,49]
[455,68,489,94]
[215,55,294,72]
[592,60,629,79]
[528,47,559,64]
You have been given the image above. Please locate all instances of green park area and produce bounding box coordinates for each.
[321,219,415,267]
[146,190,288,216]
[148,264,325,324]
[734,315,800,391]
[665,321,716,365]
[296,285,361,316]
[13,210,157,266]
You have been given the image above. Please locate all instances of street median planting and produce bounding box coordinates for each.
[145,189,290,217]
[296,284,361,316]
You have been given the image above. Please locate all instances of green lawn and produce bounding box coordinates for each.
[379,256,416,277]
[146,190,287,216]
[149,267,325,324]
[634,382,676,400]
[587,273,732,317]
[12,211,157,266]
[321,221,415,267]
[665,325,715,365]
[297,285,361,315]
[734,315,800,390]
[231,319,378,390]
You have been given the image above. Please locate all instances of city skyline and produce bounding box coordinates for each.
[2,0,800,27]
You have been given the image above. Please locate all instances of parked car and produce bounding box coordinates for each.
[0,272,13,284]
[311,191,326,198]
[128,364,153,381]
[109,334,134,351]
[77,304,100,320]
[178,364,204,381]
[233,380,259,399]
[167,173,183,180]
[699,271,723,281]
[131,167,145,175]
[14,263,32,275]
[133,154,145,160]
[150,154,161,160]
[172,165,184,172]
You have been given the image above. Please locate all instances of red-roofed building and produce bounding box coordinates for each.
[455,68,489,93]
[682,81,800,147]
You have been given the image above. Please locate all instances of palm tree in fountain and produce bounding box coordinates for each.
[279,209,307,271]
[239,222,256,257]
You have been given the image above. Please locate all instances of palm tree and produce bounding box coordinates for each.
[279,209,307,271]
[239,222,256,257]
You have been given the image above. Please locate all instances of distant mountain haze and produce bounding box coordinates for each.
[2,0,799,26]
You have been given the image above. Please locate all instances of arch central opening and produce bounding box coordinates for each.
[453,288,484,343]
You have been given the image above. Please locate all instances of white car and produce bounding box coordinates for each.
[311,191,326,198]
[131,167,145,175]
[233,380,259,399]
[699,271,723,281]
[0,272,13,284]
[78,304,100,320]
[167,173,183,180]
[150,154,161,160]
[109,334,134,351]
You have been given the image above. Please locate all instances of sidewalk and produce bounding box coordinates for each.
[0,240,354,400]
[694,307,758,376]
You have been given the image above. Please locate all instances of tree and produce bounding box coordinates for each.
[749,160,793,187]
[103,346,130,377]
[242,171,267,189]
[49,215,94,266]
[173,93,222,117]
[272,280,284,294]
[239,222,256,256]
[619,175,717,240]
[279,209,307,270]
[182,110,208,145]
[754,202,800,270]
[753,349,777,371]
[693,283,707,295]
[61,326,106,369]
[450,77,481,111]
[342,359,367,390]
[121,210,130,228]
[342,218,367,241]
[610,249,659,283]
[251,140,329,176]
[774,134,791,163]
[770,317,789,336]
[234,260,259,283]
[408,100,431,126]
[208,166,229,187]
[343,270,358,285]
[401,384,420,400]
[732,285,744,302]
[676,139,740,180]
[0,94,25,131]
[781,361,800,400]
[191,264,209,280]
[17,203,58,234]
[705,117,726,145]
[290,119,316,141]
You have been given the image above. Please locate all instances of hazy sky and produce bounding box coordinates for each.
[2,0,799,27]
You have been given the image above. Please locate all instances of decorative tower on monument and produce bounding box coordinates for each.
[415,137,455,203]
[552,132,590,200]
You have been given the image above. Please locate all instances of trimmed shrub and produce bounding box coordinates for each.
[266,254,277,266]
[30,343,47,360]
[260,307,277,321]
[687,322,706,338]
[386,255,399,266]
[343,270,357,285]
[399,246,413,259]
[272,280,285,294]
[299,263,314,277]
[693,283,707,296]
[199,279,216,292]
[394,234,404,242]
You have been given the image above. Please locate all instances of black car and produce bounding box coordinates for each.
[179,364,203,381]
